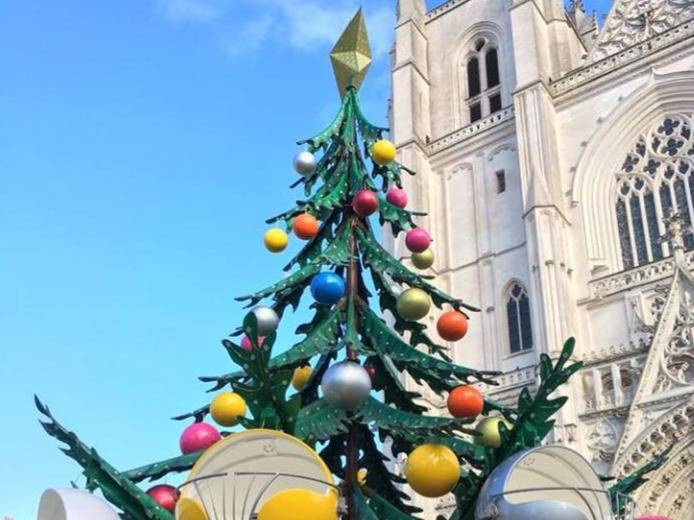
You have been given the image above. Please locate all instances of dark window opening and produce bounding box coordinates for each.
[489,94,502,113]
[507,283,533,353]
[486,48,500,88]
[467,57,481,97]
[470,103,482,123]
[496,170,506,193]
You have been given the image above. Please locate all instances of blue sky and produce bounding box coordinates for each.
[1,0,612,517]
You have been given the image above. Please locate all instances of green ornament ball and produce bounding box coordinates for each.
[474,416,512,448]
[396,288,431,321]
[411,249,434,270]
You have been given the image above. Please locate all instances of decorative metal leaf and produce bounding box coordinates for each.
[34,396,173,520]
[294,398,350,442]
[235,262,321,306]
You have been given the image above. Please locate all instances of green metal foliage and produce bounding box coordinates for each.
[608,445,673,515]
[222,314,301,433]
[360,306,497,388]
[452,338,584,520]
[122,452,201,484]
[357,227,464,309]
[294,398,350,442]
[35,397,173,520]
[354,485,422,520]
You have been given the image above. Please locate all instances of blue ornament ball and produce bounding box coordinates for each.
[310,272,346,304]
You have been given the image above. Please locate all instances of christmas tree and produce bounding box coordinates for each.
[36,10,667,520]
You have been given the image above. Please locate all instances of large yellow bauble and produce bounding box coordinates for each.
[474,417,513,448]
[396,288,431,321]
[372,139,397,166]
[176,497,208,520]
[264,228,288,253]
[405,444,459,497]
[258,488,338,520]
[411,249,434,270]
[209,392,246,427]
[291,365,312,391]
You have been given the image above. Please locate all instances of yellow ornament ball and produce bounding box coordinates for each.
[264,228,288,253]
[209,392,246,427]
[357,468,368,487]
[176,497,208,520]
[372,139,397,166]
[474,416,513,448]
[258,488,338,520]
[396,288,431,321]
[291,365,313,391]
[411,249,434,270]
[405,444,459,498]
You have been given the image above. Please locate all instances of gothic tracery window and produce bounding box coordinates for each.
[615,113,694,269]
[464,38,502,124]
[505,283,533,354]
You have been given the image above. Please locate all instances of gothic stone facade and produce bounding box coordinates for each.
[388,0,694,518]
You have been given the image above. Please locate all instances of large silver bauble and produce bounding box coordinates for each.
[252,306,279,336]
[474,446,611,520]
[293,151,317,176]
[321,361,372,410]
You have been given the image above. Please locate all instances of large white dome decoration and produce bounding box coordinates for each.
[37,488,120,520]
[474,445,620,520]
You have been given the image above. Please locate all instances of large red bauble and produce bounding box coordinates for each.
[437,311,469,342]
[447,386,484,418]
[146,485,179,512]
[405,228,431,253]
[240,335,265,351]
[386,187,408,208]
[179,422,221,454]
[292,213,319,240]
[352,190,379,217]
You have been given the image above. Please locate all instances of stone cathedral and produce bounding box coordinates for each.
[386,0,694,518]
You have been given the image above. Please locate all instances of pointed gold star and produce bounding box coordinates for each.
[330,9,372,96]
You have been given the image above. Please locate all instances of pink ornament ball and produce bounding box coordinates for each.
[406,228,431,253]
[240,335,265,351]
[352,189,379,217]
[146,484,179,512]
[179,422,221,454]
[386,187,408,209]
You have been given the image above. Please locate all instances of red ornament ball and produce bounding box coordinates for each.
[179,422,221,454]
[364,363,377,382]
[437,311,469,342]
[240,335,265,351]
[352,190,379,217]
[447,386,484,418]
[146,485,179,512]
[405,228,431,253]
[386,187,408,208]
[292,213,319,240]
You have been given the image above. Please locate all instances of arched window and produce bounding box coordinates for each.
[615,113,694,269]
[464,38,502,123]
[506,283,533,354]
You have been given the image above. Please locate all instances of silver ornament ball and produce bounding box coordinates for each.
[252,306,280,336]
[321,361,372,410]
[293,151,317,176]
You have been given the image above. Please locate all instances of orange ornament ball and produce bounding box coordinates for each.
[447,386,484,418]
[437,311,469,342]
[292,213,319,240]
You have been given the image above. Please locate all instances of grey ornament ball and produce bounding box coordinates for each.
[253,306,280,336]
[321,361,372,410]
[293,151,317,176]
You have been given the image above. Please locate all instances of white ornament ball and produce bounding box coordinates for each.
[253,306,280,336]
[293,151,317,176]
[321,361,372,410]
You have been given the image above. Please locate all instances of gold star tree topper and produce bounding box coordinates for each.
[330,9,372,96]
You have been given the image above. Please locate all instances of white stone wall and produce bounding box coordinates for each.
[391,0,694,518]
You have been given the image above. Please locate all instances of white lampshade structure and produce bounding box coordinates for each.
[176,429,338,520]
[474,446,633,520]
[37,488,120,520]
